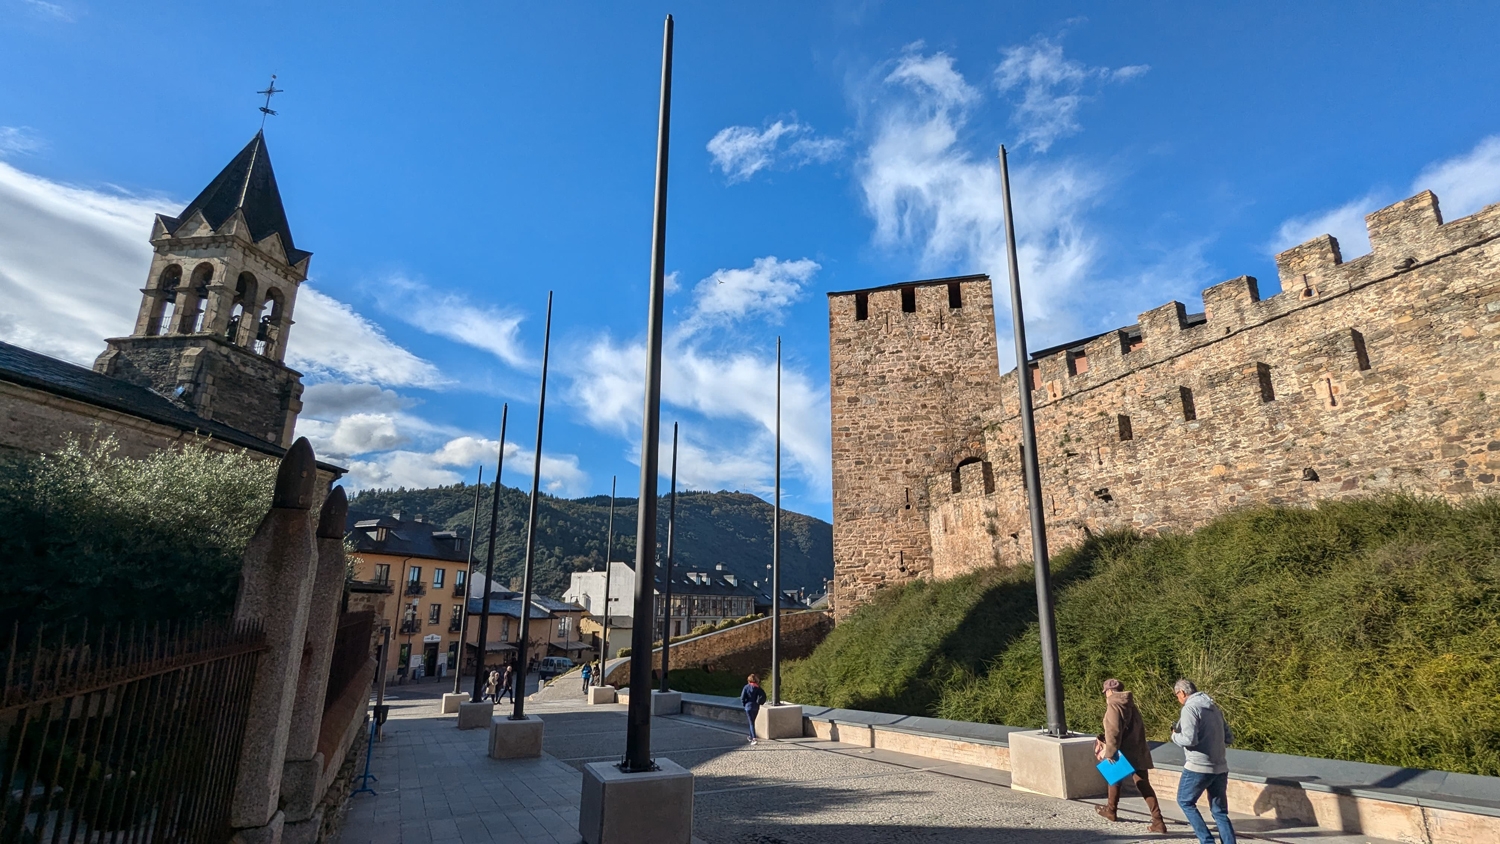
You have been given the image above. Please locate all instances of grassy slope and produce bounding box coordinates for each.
[783,495,1500,776]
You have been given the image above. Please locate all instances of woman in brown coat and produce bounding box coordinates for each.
[1095,678,1167,833]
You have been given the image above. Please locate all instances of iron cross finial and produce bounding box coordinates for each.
[257,74,283,129]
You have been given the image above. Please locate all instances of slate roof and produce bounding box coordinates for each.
[159,131,310,265]
[0,340,344,475]
[345,510,470,562]
[530,595,586,613]
[465,597,551,619]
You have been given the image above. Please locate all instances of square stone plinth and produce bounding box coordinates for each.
[589,686,617,705]
[1009,731,1106,799]
[457,701,494,730]
[755,704,804,740]
[579,757,693,844]
[489,714,544,759]
[651,691,683,716]
[441,693,469,714]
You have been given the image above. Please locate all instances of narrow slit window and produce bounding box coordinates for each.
[855,292,869,321]
[900,286,917,313]
[947,282,963,309]
[1028,362,1041,390]
[1067,349,1089,376]
[1117,414,1134,442]
[1257,362,1276,402]
[1180,386,1197,421]
[981,461,995,494]
[1351,329,1370,371]
[951,468,963,494]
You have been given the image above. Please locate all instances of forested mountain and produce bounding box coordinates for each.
[347,485,833,600]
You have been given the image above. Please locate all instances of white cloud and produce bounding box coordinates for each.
[336,433,588,495]
[0,127,45,157]
[1413,134,1500,221]
[859,47,1103,339]
[707,120,844,183]
[377,274,530,368]
[1270,194,1378,259]
[683,256,819,334]
[994,37,1148,152]
[21,1,74,23]
[288,288,446,387]
[300,381,407,418]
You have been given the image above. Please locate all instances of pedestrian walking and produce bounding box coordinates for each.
[483,668,499,703]
[498,663,515,703]
[740,673,767,744]
[1171,679,1238,844]
[1093,678,1166,833]
[581,661,593,692]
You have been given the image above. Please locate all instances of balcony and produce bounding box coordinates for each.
[448,618,463,633]
[452,583,468,597]
[398,619,421,635]
[404,580,426,597]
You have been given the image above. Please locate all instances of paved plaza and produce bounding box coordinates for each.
[337,683,1397,844]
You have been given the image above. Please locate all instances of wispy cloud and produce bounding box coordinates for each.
[707,120,845,183]
[21,0,74,23]
[682,256,819,335]
[377,274,531,369]
[994,37,1148,152]
[0,127,45,157]
[289,288,446,387]
[1270,194,1380,258]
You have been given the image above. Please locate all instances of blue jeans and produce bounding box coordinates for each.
[745,705,759,739]
[1177,770,1237,844]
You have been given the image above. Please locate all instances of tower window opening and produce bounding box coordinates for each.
[226,272,257,345]
[176,263,213,334]
[947,282,963,309]
[1257,362,1276,403]
[1028,362,1041,390]
[1180,386,1197,421]
[256,288,285,357]
[1067,349,1089,376]
[981,461,995,494]
[1117,414,1134,442]
[149,265,182,336]
[855,291,869,321]
[1351,329,1371,371]
[900,286,916,313]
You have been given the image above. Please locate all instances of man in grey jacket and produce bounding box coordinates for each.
[1171,679,1237,844]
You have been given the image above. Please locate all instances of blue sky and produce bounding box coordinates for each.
[3,1,1499,520]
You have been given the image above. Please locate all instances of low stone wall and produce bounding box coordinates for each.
[603,611,832,687]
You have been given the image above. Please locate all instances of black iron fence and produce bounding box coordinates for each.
[0,620,266,844]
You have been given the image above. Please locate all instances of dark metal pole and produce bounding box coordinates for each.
[600,476,616,668]
[623,13,673,774]
[454,465,484,694]
[999,145,1067,736]
[771,337,782,705]
[471,404,509,703]
[659,423,678,693]
[512,291,554,720]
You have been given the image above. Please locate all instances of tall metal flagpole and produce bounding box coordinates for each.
[600,476,617,667]
[659,423,678,693]
[471,404,508,703]
[512,292,554,721]
[623,13,673,774]
[999,145,1067,737]
[454,465,484,695]
[771,337,782,705]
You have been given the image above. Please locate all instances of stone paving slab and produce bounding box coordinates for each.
[337,685,1399,844]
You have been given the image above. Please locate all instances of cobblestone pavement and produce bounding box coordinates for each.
[337,683,1396,844]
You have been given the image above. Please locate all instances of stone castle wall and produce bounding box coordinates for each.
[829,190,1500,617]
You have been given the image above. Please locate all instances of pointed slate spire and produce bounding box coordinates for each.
[161,131,311,265]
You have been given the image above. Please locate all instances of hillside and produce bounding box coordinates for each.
[783,494,1500,776]
[347,486,832,600]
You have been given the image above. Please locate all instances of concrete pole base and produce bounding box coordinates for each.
[579,757,693,844]
[650,691,683,716]
[488,714,544,759]
[754,704,804,740]
[588,686,617,705]
[456,701,494,730]
[441,693,469,714]
[1008,731,1107,799]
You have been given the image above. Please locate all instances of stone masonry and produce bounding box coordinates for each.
[827,190,1500,619]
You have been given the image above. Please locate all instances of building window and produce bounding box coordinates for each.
[455,570,467,591]
[900,286,916,313]
[1256,362,1276,402]
[1067,349,1089,376]
[1180,386,1197,421]
[1117,414,1134,442]
[855,291,869,321]
[446,641,458,670]
[1028,363,1041,390]
[1351,329,1371,371]
[947,282,963,309]
[433,569,445,588]
[428,604,441,624]
[408,566,422,584]
[373,564,390,584]
[558,616,569,638]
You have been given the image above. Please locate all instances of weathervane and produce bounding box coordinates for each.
[257,74,283,129]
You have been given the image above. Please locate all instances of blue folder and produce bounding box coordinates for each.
[1096,753,1136,785]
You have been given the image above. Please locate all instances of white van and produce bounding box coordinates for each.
[539,656,573,680]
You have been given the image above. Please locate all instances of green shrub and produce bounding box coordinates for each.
[0,435,275,633]
[783,495,1500,776]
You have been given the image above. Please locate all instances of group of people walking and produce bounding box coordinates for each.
[579,659,602,691]
[1095,677,1237,844]
[481,662,515,703]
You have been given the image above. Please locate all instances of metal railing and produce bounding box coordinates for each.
[447,618,462,633]
[452,584,467,598]
[0,620,266,844]
[403,581,425,597]
[398,620,421,636]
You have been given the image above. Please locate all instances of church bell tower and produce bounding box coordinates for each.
[93,131,310,447]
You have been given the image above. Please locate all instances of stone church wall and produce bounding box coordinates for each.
[830,191,1500,617]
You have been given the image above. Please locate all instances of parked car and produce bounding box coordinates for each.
[538,656,573,680]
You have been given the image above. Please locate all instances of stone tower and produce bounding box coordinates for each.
[826,275,1004,619]
[94,131,310,447]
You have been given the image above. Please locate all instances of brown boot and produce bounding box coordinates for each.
[1143,795,1167,834]
[1096,785,1121,822]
